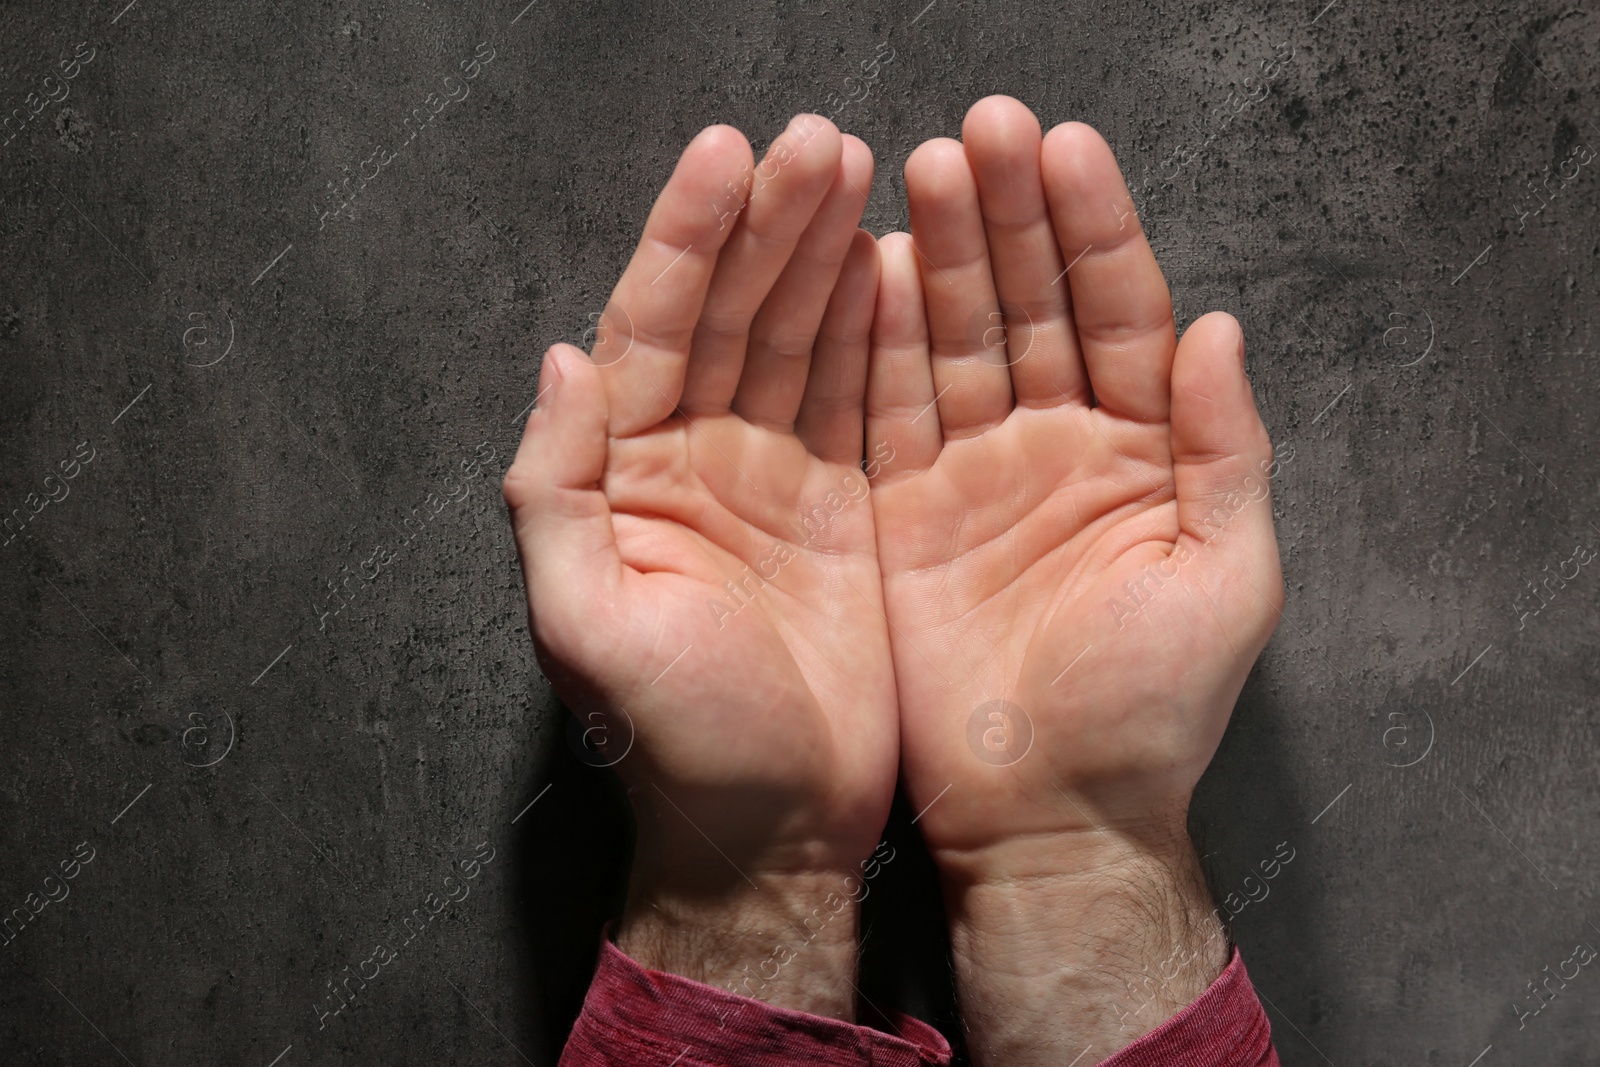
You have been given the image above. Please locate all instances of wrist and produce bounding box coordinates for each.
[938,829,1227,1065]
[614,866,874,1021]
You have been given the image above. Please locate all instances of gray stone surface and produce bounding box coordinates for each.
[2,0,1597,1063]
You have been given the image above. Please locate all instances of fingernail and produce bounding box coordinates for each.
[536,349,562,408]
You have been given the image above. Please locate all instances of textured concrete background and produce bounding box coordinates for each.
[2,0,1597,1063]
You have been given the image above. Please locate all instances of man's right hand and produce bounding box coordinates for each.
[866,95,1285,1063]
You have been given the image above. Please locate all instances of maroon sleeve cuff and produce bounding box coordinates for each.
[559,938,952,1067]
[1101,947,1279,1067]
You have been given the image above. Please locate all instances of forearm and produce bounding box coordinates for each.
[940,831,1228,1066]
[614,868,865,1021]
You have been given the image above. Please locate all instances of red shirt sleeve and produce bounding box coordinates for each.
[1100,948,1280,1067]
[558,938,952,1066]
[559,940,1276,1067]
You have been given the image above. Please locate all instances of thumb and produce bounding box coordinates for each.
[503,343,623,649]
[1168,312,1284,627]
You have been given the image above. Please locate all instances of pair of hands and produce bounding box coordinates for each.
[504,96,1283,1063]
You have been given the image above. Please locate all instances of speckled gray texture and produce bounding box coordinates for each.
[1,1,1596,1064]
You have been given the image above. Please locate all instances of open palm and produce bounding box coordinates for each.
[504,118,898,884]
[867,98,1284,860]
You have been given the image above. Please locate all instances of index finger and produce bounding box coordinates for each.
[592,124,755,437]
[1040,122,1176,424]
